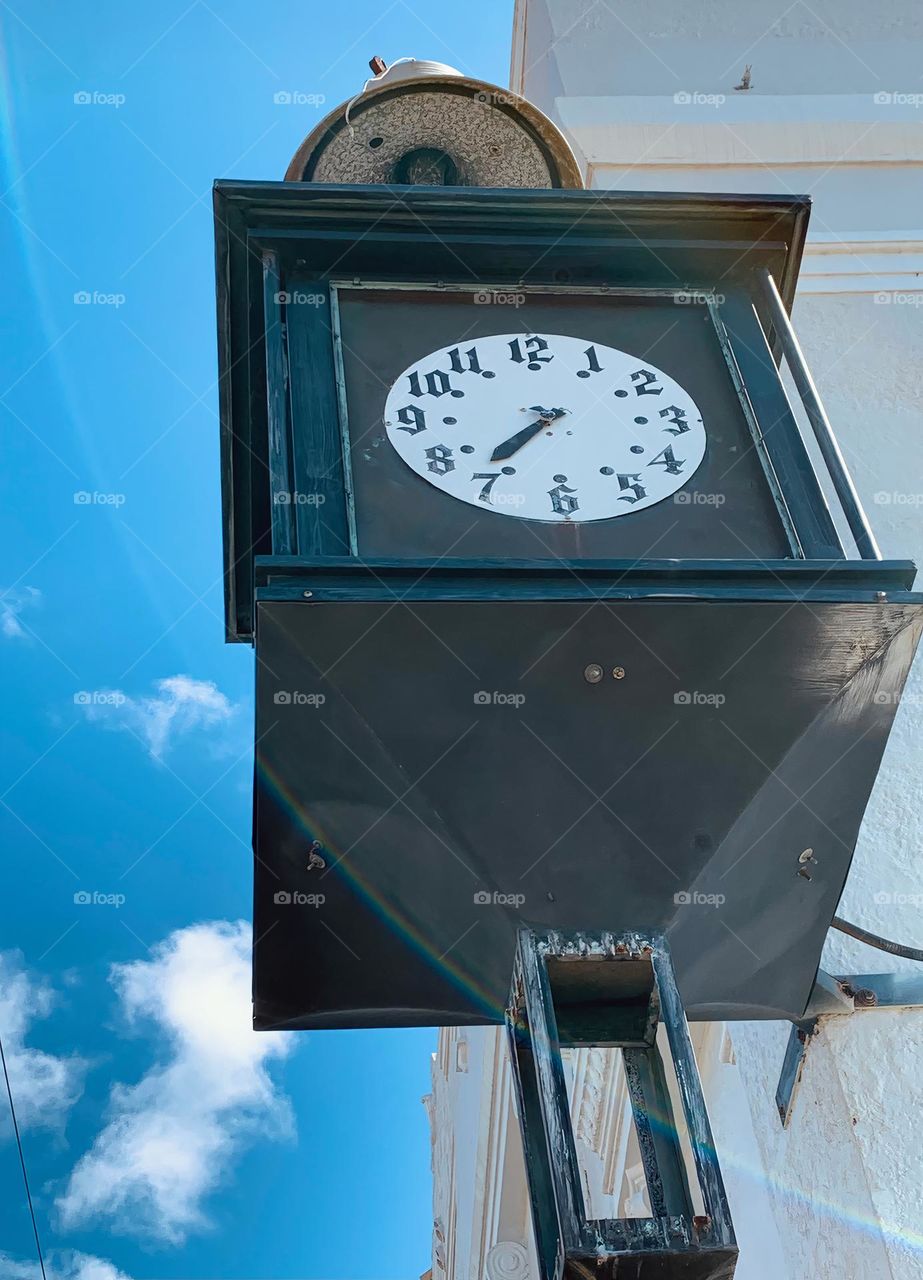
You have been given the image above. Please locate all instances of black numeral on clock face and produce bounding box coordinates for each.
[617,473,646,504]
[424,444,455,475]
[548,481,579,515]
[631,368,663,396]
[659,405,690,435]
[648,445,685,475]
[576,345,603,378]
[407,368,465,399]
[509,336,553,371]
[395,405,427,434]
[472,472,501,502]
[447,345,493,378]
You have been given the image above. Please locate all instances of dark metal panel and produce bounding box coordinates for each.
[759,269,881,559]
[254,556,920,595]
[715,292,843,559]
[263,253,294,554]
[214,187,258,641]
[251,596,922,1029]
[214,183,810,309]
[335,289,792,561]
[284,282,351,558]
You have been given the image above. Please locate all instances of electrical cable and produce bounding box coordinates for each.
[832,914,923,963]
[0,1031,47,1280]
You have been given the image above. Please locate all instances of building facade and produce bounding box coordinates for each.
[427,3,923,1277]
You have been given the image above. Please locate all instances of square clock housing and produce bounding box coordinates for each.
[213,182,921,1033]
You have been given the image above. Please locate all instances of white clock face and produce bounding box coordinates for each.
[382,333,707,522]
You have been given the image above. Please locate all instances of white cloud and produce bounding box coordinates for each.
[57,921,293,1244]
[80,674,237,759]
[1,586,40,639]
[0,1251,133,1280]
[0,951,86,1135]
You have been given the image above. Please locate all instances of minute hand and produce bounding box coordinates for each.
[490,408,567,462]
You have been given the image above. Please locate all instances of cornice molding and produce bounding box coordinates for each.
[560,94,923,169]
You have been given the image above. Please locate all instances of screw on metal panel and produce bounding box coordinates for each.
[876,591,887,601]
[303,591,313,598]
[797,847,816,880]
[584,663,604,684]
[612,666,626,680]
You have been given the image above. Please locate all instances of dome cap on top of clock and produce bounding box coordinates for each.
[283,55,584,188]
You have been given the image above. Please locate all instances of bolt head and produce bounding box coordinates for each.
[584,663,604,684]
[612,666,626,680]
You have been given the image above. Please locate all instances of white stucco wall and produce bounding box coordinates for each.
[427,5,922,1278]
[732,290,923,1280]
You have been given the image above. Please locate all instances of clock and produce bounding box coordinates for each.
[334,286,793,563]
[382,332,707,522]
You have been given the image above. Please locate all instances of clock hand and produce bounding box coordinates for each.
[490,407,568,462]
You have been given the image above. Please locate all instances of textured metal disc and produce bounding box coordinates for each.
[285,74,583,188]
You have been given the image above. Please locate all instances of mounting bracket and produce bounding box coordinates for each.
[776,969,923,1127]
[506,929,737,1279]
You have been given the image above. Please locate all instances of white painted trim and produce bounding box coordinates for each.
[510,0,528,98]
[800,234,923,293]
[559,94,923,168]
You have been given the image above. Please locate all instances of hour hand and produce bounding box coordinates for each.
[490,407,567,462]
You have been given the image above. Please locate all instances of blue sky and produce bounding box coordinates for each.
[0,3,514,1276]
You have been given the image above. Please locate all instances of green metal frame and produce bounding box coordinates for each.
[213,181,852,643]
[507,930,737,1279]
